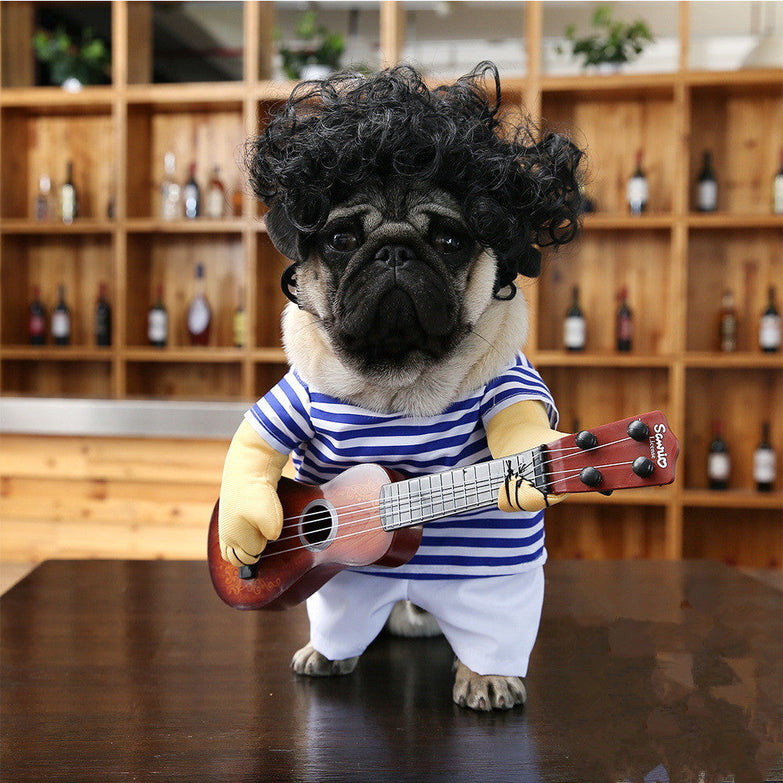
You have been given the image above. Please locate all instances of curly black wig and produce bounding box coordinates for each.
[246,61,584,292]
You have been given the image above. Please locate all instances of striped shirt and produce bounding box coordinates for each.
[245,353,558,579]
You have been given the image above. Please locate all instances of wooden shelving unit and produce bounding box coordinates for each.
[1,1,781,567]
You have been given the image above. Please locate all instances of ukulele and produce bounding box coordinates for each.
[208,411,679,611]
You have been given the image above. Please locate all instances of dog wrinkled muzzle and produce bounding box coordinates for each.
[335,242,462,366]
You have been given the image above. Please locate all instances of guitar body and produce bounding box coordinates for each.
[208,463,422,610]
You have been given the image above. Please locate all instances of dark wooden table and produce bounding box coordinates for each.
[1,560,781,782]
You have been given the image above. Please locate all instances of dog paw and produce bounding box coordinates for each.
[291,642,359,677]
[386,600,442,638]
[452,659,527,711]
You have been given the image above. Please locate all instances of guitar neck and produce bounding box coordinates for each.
[378,411,679,532]
[380,449,540,531]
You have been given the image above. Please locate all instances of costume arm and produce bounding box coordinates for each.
[486,399,570,513]
[218,419,290,567]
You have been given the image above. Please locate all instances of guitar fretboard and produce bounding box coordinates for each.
[378,450,539,531]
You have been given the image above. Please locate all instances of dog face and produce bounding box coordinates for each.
[268,181,495,378]
[249,61,584,393]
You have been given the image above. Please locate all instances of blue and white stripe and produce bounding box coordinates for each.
[245,352,557,579]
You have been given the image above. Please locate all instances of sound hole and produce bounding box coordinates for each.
[299,500,337,552]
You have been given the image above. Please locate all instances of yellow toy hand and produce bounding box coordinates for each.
[218,420,289,568]
[486,400,570,513]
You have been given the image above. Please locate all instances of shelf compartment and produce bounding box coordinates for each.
[689,80,783,215]
[1,233,114,348]
[537,365,672,434]
[545,502,667,561]
[541,89,678,215]
[126,233,244,349]
[124,359,242,402]
[686,227,783,353]
[1,358,112,398]
[0,2,113,90]
[538,230,676,354]
[1,105,115,220]
[682,507,782,569]
[126,1,244,86]
[252,362,290,402]
[125,102,245,220]
[684,367,781,492]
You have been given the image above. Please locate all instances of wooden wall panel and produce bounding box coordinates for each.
[0,434,228,561]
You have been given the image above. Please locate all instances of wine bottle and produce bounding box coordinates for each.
[28,285,47,345]
[753,421,776,492]
[707,420,730,490]
[183,162,200,220]
[616,286,633,352]
[696,150,718,212]
[148,285,168,348]
[160,152,182,221]
[719,289,737,353]
[231,180,243,217]
[51,284,71,346]
[95,282,112,347]
[187,264,211,345]
[759,286,781,353]
[233,287,246,348]
[563,285,586,352]
[627,149,648,216]
[60,161,78,224]
[205,165,226,219]
[774,147,783,215]
[35,174,53,221]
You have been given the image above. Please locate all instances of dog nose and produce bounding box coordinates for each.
[375,244,415,269]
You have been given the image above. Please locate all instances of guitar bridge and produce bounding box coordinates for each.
[531,445,551,495]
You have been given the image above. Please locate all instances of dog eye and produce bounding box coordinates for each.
[432,232,464,254]
[329,231,360,252]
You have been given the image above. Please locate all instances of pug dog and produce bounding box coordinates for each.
[218,61,584,711]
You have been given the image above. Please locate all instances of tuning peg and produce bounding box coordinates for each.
[632,456,655,478]
[579,466,603,487]
[575,430,598,450]
[627,419,650,442]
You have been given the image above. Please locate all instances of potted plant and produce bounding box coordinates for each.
[278,10,344,81]
[33,26,110,89]
[561,5,653,72]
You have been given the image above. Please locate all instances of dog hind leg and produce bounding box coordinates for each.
[385,600,442,638]
[452,658,527,711]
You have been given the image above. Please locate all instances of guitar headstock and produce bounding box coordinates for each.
[538,411,679,495]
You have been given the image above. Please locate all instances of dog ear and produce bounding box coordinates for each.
[264,203,304,262]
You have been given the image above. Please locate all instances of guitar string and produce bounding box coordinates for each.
[260,458,632,552]
[247,455,642,562]
[245,435,642,555]
[273,433,634,527]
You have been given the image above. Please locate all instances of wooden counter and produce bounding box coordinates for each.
[1,559,780,781]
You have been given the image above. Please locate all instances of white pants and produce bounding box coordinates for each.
[306,565,545,677]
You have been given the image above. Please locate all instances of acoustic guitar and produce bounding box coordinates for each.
[208,411,679,611]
